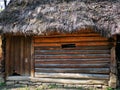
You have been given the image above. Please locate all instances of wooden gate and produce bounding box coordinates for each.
[33,31,112,85]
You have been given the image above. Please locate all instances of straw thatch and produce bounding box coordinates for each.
[0,0,120,37]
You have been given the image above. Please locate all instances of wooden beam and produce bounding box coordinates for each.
[31,37,35,77]
[109,46,117,88]
[35,63,110,68]
[31,77,108,85]
[35,68,110,74]
[34,37,108,43]
[35,73,109,80]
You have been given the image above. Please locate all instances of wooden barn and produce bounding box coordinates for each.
[0,0,120,88]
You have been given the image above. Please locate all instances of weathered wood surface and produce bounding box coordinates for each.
[35,63,109,68]
[35,68,109,74]
[109,46,117,88]
[35,50,110,54]
[34,42,112,47]
[5,36,32,76]
[34,37,108,43]
[35,73,109,79]
[7,76,30,81]
[33,32,112,85]
[34,46,111,50]
[31,37,35,77]
[35,60,110,64]
[31,77,108,85]
[5,37,10,77]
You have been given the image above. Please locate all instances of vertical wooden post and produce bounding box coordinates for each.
[31,37,35,77]
[109,36,117,88]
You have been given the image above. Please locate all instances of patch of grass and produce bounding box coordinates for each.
[48,84,60,89]
[0,82,6,87]
[106,87,120,90]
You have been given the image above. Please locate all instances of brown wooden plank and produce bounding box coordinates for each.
[34,42,112,47]
[28,37,31,75]
[35,60,110,64]
[17,37,21,74]
[34,54,110,59]
[22,37,25,75]
[26,37,29,75]
[35,64,110,68]
[34,33,101,38]
[35,73,109,80]
[31,37,35,77]
[34,37,108,43]
[31,77,108,85]
[24,37,30,76]
[32,77,108,85]
[28,37,32,75]
[35,58,110,61]
[35,68,109,74]
[14,37,18,74]
[34,50,110,55]
[34,46,111,50]
[9,37,13,75]
[109,46,117,88]
[20,37,24,75]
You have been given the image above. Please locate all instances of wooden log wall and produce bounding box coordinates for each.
[33,30,113,85]
[5,36,32,76]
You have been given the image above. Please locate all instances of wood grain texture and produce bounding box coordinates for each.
[31,77,108,85]
[35,68,109,74]
[6,36,32,76]
[35,63,110,68]
[33,32,111,85]
[35,73,109,79]
[34,37,108,43]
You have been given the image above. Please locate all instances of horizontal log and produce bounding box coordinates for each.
[34,37,108,43]
[34,54,110,59]
[35,58,110,61]
[35,60,110,64]
[35,68,110,74]
[34,46,111,50]
[35,64,110,68]
[34,42,112,47]
[31,77,108,85]
[34,33,101,38]
[35,73,109,80]
[34,50,110,54]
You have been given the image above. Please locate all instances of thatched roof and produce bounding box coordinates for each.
[0,0,120,37]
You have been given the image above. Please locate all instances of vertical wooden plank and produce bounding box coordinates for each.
[17,37,21,74]
[28,37,32,75]
[23,37,29,76]
[14,37,19,74]
[109,37,117,88]
[20,37,24,75]
[5,36,10,77]
[23,37,25,75]
[31,37,35,77]
[25,37,30,76]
